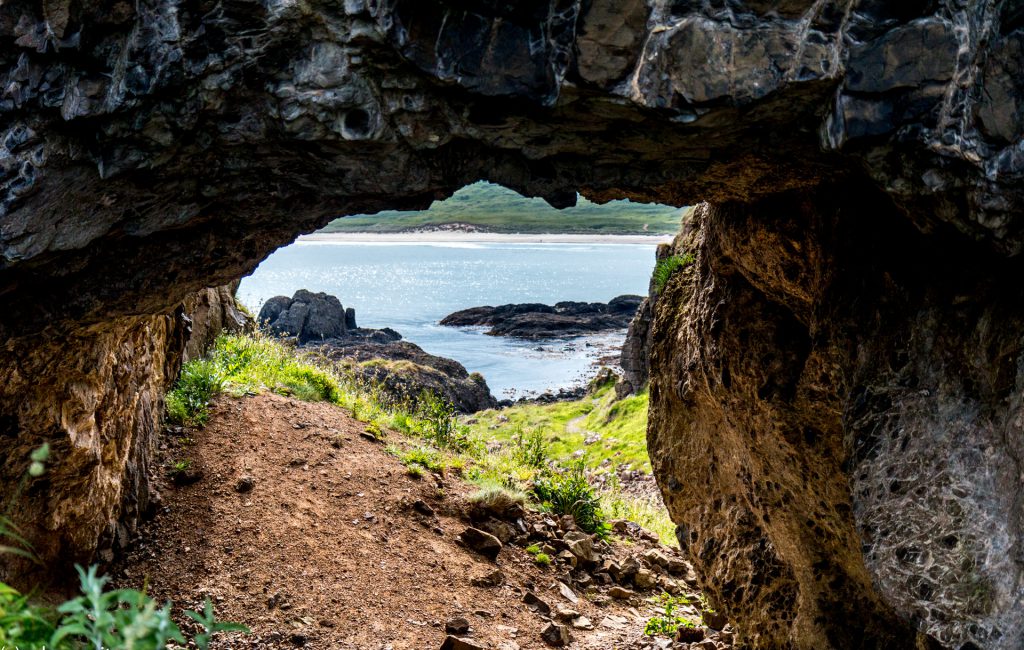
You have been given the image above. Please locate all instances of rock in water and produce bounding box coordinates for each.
[440,296,643,338]
[258,290,347,343]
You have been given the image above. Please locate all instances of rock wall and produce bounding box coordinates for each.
[649,193,1024,649]
[0,286,247,587]
[0,1,1022,647]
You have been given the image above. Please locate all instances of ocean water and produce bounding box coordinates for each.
[238,240,659,398]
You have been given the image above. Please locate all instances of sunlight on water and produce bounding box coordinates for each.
[239,241,658,398]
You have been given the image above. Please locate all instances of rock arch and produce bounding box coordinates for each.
[0,1,1021,648]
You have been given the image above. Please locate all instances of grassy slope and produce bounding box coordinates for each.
[465,385,651,473]
[320,181,685,235]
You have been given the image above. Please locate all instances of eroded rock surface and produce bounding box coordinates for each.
[440,295,642,338]
[0,1,1022,648]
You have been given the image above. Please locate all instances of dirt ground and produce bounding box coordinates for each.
[113,394,681,650]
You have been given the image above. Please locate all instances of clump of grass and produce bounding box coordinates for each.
[419,392,470,451]
[644,593,697,637]
[392,446,446,474]
[652,253,694,295]
[468,484,527,517]
[533,460,608,535]
[534,552,551,567]
[525,544,542,555]
[166,359,225,426]
[511,428,548,469]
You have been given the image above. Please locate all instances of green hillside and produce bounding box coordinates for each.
[321,181,685,235]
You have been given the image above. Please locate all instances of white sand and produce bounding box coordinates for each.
[298,232,674,245]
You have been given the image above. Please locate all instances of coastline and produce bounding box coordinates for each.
[299,232,674,245]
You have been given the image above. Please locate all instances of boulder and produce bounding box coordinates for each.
[258,290,347,343]
[440,296,643,339]
[458,527,502,561]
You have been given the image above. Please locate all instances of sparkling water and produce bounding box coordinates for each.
[238,239,659,398]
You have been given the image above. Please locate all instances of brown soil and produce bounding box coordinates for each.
[113,394,675,649]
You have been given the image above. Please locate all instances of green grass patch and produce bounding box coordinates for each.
[652,254,694,295]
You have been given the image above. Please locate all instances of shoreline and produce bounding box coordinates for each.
[299,232,674,245]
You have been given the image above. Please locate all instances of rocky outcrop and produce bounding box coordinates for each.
[616,245,674,398]
[440,296,642,338]
[314,338,498,414]
[0,285,247,586]
[258,290,356,344]
[648,196,1024,650]
[0,2,1022,648]
[257,290,498,412]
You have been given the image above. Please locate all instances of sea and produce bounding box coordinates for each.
[238,238,661,399]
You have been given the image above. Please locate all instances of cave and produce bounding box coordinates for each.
[1,1,1022,648]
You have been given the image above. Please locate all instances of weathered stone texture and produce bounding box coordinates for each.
[0,1,1022,648]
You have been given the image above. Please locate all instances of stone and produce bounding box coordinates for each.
[570,616,593,631]
[540,622,570,646]
[522,591,551,615]
[458,528,502,561]
[563,531,598,565]
[675,626,705,643]
[412,500,434,516]
[634,568,657,590]
[258,290,347,343]
[445,617,470,635]
[556,581,578,604]
[702,610,728,631]
[439,636,485,650]
[440,296,642,339]
[234,475,255,493]
[470,569,504,588]
[608,586,634,600]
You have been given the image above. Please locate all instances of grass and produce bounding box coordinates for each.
[320,182,687,235]
[644,593,698,637]
[166,333,676,545]
[652,254,694,295]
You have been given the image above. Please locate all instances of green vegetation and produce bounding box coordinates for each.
[320,182,686,235]
[534,460,609,535]
[644,593,697,637]
[1,448,245,649]
[534,552,552,567]
[166,333,674,543]
[467,485,527,513]
[652,253,694,295]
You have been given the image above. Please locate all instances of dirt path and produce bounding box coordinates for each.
[112,394,718,650]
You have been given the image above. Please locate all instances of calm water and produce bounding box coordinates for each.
[238,240,658,398]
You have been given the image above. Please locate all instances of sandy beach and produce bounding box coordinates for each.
[299,231,675,245]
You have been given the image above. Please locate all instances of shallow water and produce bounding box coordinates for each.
[238,240,659,398]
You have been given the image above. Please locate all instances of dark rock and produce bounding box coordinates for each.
[445,617,471,635]
[412,499,435,517]
[458,527,502,561]
[702,610,728,631]
[470,569,504,588]
[258,291,347,343]
[439,636,485,650]
[234,476,255,493]
[440,296,643,339]
[676,626,705,643]
[522,591,551,615]
[540,622,570,646]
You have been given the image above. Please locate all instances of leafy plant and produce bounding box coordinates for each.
[186,597,250,650]
[419,392,469,451]
[166,359,225,426]
[511,428,547,469]
[533,460,608,535]
[0,583,54,649]
[644,593,696,637]
[652,254,694,295]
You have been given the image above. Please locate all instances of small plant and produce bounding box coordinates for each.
[644,593,696,637]
[398,447,446,474]
[405,464,424,479]
[166,359,225,426]
[467,485,526,515]
[419,392,469,451]
[186,596,250,650]
[365,422,382,440]
[511,428,547,469]
[533,460,608,535]
[652,253,694,295]
[534,552,551,567]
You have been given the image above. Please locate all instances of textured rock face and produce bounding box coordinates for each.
[0,1,1022,647]
[258,290,349,343]
[0,285,246,585]
[648,196,1024,649]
